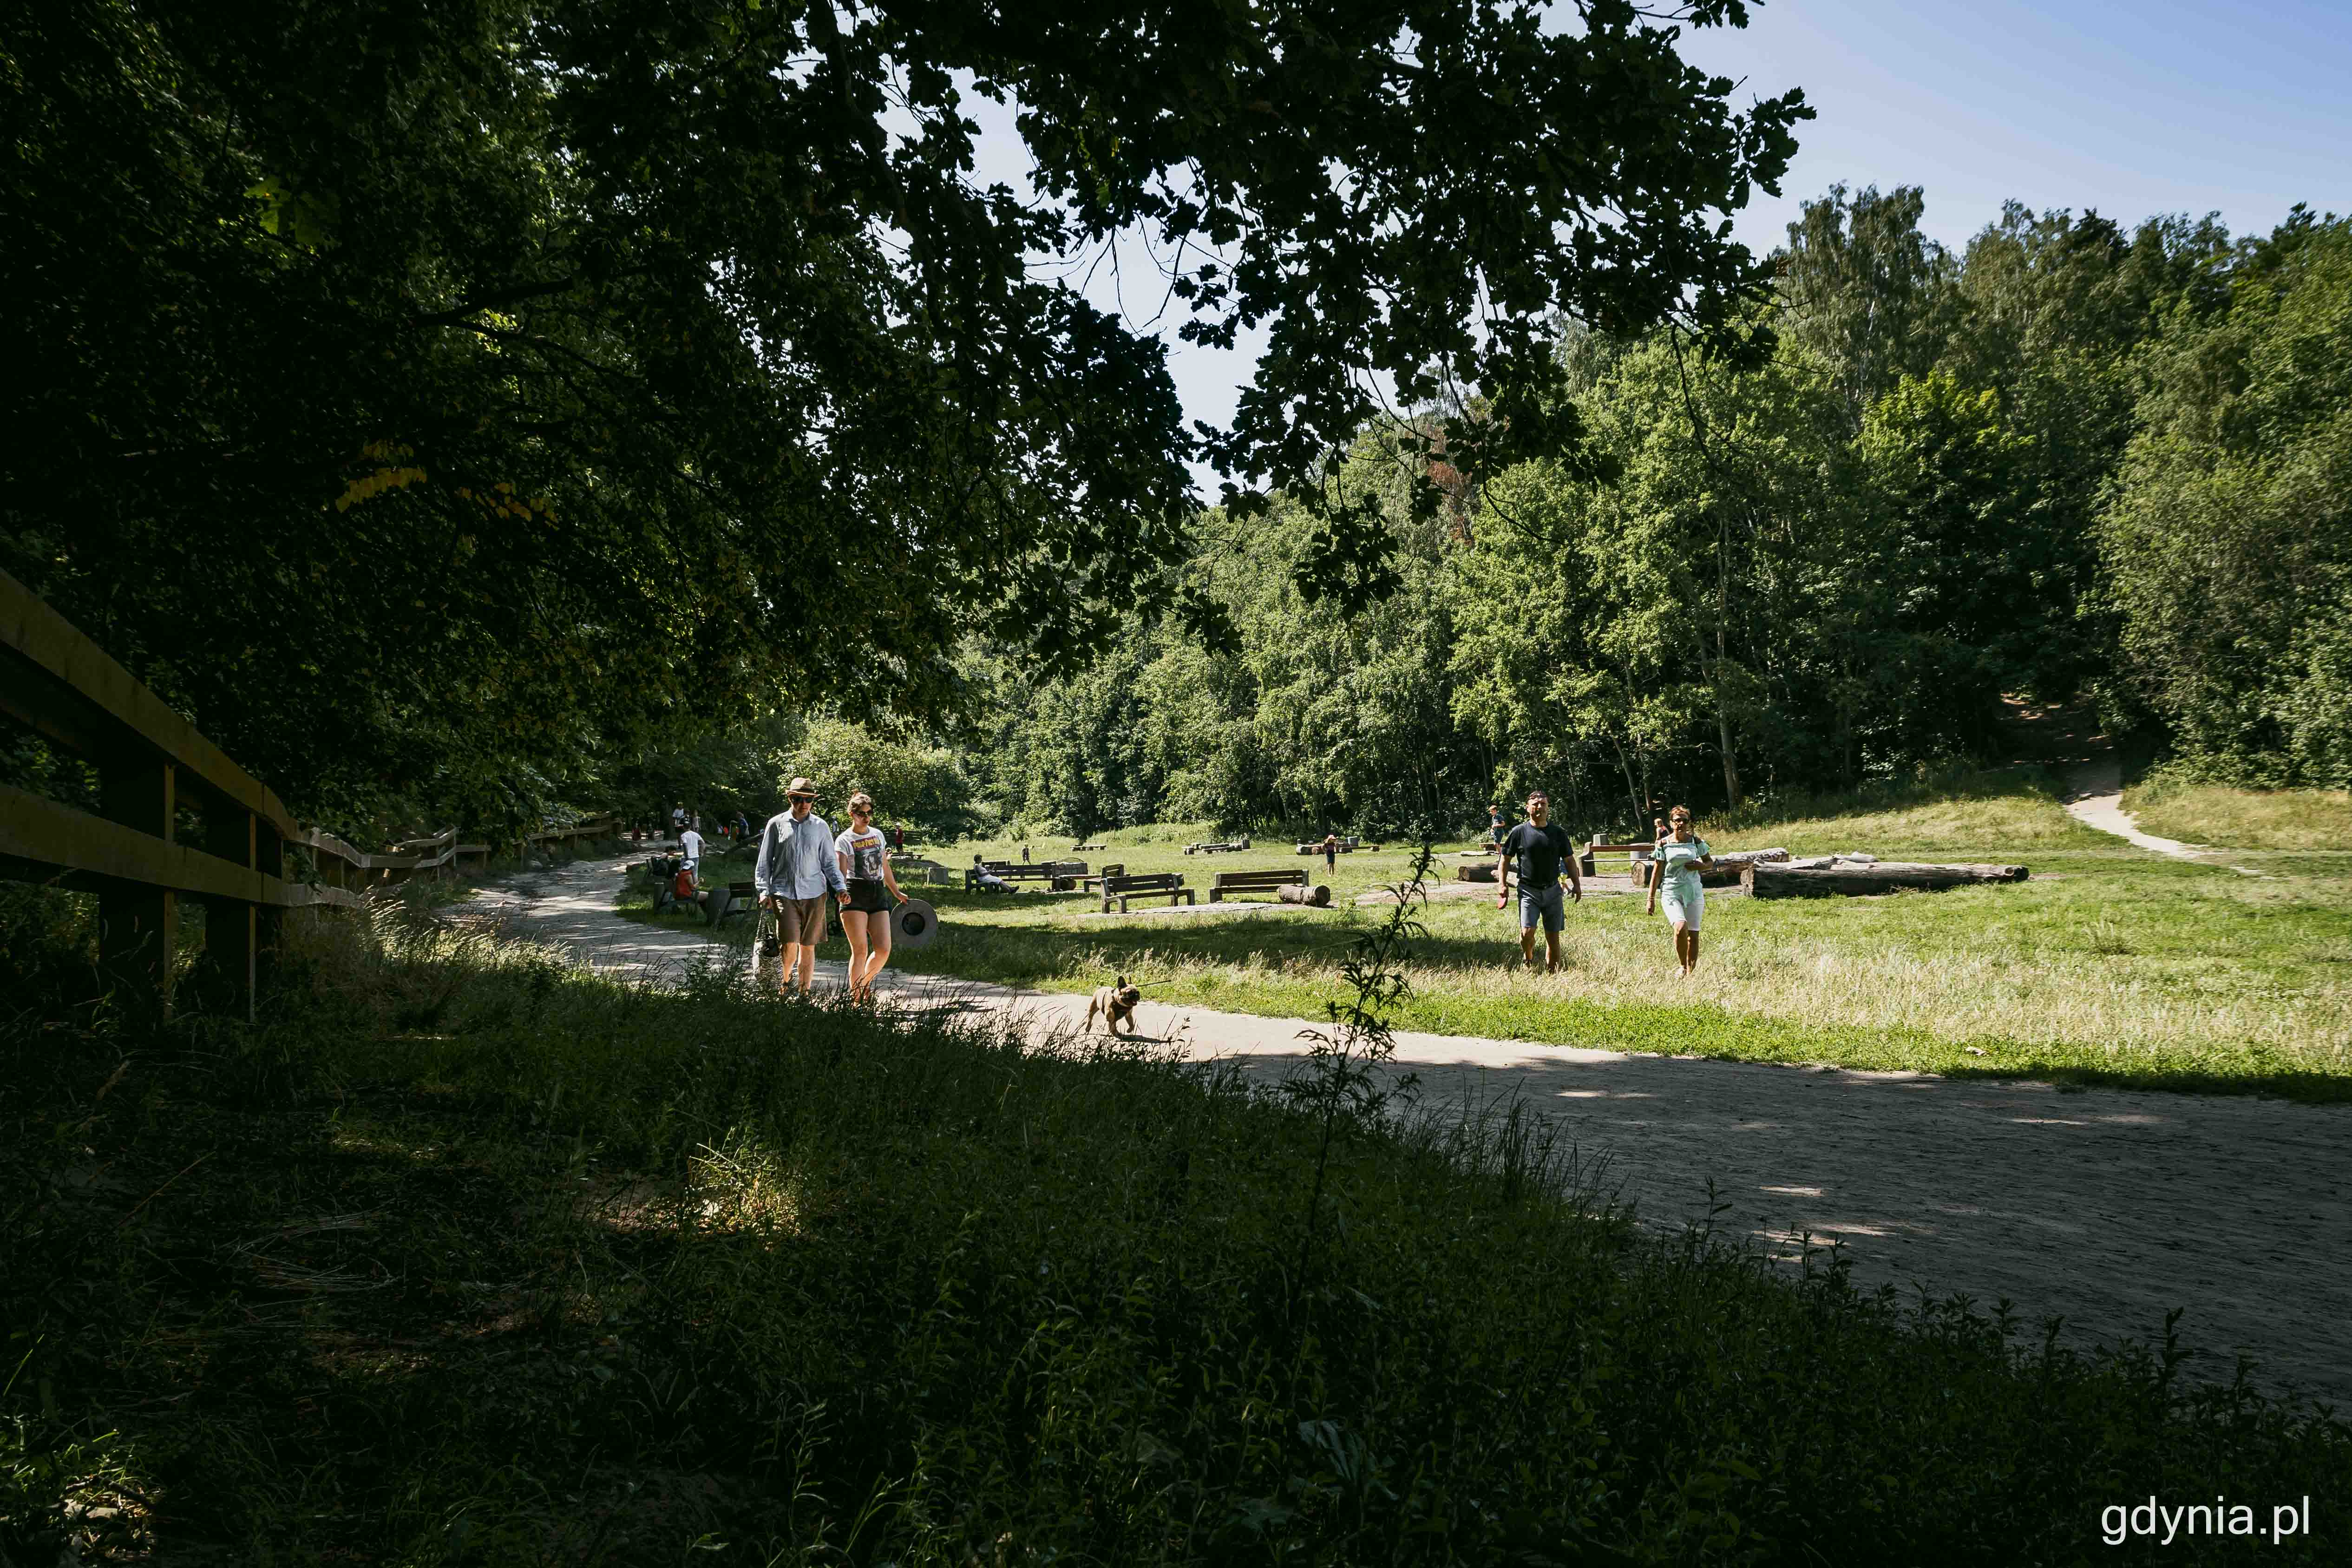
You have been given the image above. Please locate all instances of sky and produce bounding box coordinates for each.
[970,0,2352,490]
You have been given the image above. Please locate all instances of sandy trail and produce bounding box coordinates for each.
[465,851,2352,1401]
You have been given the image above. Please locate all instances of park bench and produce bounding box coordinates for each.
[1207,868,1330,906]
[704,879,758,926]
[1184,836,1251,854]
[644,859,758,926]
[1294,837,1367,855]
[1099,871,1193,912]
[1078,862,1127,891]
[1579,840,1653,879]
[1071,840,1107,852]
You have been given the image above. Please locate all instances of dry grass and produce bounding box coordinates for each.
[880,772,2352,1092]
[2123,779,2352,850]
[1705,768,2106,853]
[1019,871,2352,1076]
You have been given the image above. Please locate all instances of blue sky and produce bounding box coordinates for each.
[974,0,2352,486]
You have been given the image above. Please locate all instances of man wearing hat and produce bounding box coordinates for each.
[755,777,848,994]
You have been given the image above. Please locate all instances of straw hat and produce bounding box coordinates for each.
[785,776,817,800]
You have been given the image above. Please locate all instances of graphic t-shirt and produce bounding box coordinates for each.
[835,826,888,883]
[1656,835,1711,898]
[1503,822,1573,888]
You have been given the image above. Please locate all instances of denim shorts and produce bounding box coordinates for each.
[1518,881,1566,933]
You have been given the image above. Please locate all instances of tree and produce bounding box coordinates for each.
[1777,184,1955,430]
[2102,210,2352,785]
[2,0,1808,829]
[783,718,982,840]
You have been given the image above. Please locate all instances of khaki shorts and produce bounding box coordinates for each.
[773,895,828,946]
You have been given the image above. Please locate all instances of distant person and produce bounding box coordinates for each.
[755,777,847,995]
[889,821,905,852]
[1487,803,1507,846]
[1322,833,1338,873]
[736,812,750,843]
[835,792,909,1004]
[1497,790,1581,973]
[1021,841,1030,864]
[678,821,704,874]
[1646,804,1717,978]
[670,802,687,840]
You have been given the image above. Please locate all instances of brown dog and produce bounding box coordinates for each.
[1085,976,1144,1036]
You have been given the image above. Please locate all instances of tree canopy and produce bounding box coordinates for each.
[2,0,1805,837]
[943,195,2347,838]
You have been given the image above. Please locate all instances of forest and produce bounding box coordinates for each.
[732,190,2352,842]
[5,3,2345,847]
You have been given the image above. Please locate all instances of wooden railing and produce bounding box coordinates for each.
[0,567,615,1018]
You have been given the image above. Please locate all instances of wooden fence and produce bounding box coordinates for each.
[0,567,610,1019]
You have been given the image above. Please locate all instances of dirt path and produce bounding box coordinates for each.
[2010,697,2265,873]
[467,852,2352,1401]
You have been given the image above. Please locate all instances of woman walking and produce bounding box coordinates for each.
[835,792,909,1004]
[1645,805,1717,977]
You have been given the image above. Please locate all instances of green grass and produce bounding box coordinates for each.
[2123,775,2352,851]
[5,900,2345,1563]
[624,774,2352,1100]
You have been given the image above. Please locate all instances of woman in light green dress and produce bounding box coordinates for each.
[1645,805,1716,976]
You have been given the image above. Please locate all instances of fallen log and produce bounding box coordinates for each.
[1743,861,2029,899]
[1455,864,1498,883]
[1278,882,1332,907]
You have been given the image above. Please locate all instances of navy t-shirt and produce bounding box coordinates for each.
[1503,822,1573,887]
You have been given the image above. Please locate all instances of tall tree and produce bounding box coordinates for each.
[1777,184,1954,429]
[2103,210,2352,785]
[1,0,1807,829]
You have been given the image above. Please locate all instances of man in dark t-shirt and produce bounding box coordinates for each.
[1496,790,1581,972]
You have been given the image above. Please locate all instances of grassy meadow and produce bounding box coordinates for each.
[2122,775,2352,851]
[637,768,2352,1100]
[6,895,2346,1563]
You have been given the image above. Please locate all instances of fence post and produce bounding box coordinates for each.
[199,807,259,1022]
[99,758,177,1012]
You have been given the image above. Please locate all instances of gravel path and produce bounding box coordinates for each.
[466,851,2352,1401]
[2062,754,2270,877]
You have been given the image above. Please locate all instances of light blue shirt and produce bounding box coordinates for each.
[1657,835,1711,899]
[754,809,848,900]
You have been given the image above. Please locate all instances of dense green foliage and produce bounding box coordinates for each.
[1,0,1801,839]
[2103,213,2352,786]
[6,909,2345,1562]
[952,193,2346,835]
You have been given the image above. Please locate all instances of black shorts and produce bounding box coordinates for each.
[845,879,892,914]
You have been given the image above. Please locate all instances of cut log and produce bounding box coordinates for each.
[1278,882,1332,907]
[1711,848,1789,866]
[1455,863,1499,883]
[1743,861,2029,899]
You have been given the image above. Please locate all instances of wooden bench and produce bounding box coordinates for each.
[1071,840,1107,853]
[1184,836,1251,854]
[706,880,757,926]
[1099,872,1193,912]
[1078,862,1127,891]
[1579,840,1654,879]
[1208,868,1329,905]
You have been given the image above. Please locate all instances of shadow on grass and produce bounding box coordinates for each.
[6,913,2349,1565]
